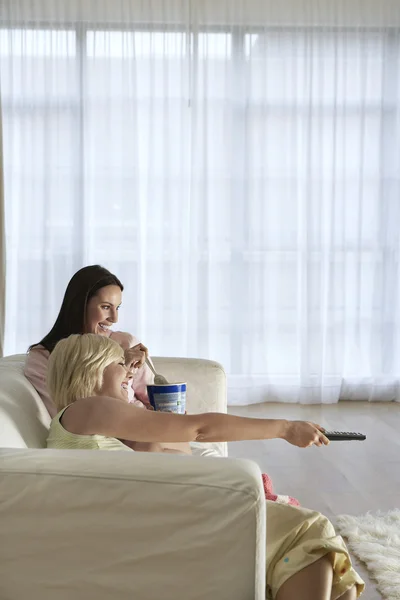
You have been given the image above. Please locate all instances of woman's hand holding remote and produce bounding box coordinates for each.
[281,421,330,448]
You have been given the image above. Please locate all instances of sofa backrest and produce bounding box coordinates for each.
[0,354,50,448]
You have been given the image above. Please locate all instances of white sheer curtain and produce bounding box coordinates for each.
[2,0,400,404]
[0,90,5,357]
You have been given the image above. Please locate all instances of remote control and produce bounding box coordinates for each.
[324,431,366,441]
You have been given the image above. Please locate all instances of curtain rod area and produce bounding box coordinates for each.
[1,0,400,28]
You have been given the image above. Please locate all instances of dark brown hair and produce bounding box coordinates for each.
[30,265,123,353]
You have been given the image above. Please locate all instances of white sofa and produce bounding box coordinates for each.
[0,354,266,600]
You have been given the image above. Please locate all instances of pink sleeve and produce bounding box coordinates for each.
[24,346,58,418]
[110,331,155,407]
[109,330,136,351]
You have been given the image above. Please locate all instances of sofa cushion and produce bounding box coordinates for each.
[0,354,51,448]
[0,449,266,600]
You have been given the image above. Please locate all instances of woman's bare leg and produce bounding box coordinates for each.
[276,555,333,600]
[338,586,357,600]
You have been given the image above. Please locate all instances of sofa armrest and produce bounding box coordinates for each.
[152,357,228,456]
[0,449,266,600]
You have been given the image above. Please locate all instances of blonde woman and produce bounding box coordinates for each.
[46,334,364,600]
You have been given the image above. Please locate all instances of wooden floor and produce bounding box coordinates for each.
[228,401,400,600]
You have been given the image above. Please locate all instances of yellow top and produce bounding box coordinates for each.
[46,405,133,452]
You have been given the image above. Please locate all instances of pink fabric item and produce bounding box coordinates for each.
[24,330,154,418]
[262,473,300,507]
[24,345,56,417]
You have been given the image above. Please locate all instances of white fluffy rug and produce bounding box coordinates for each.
[336,509,400,600]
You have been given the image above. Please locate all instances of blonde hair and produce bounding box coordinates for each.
[47,334,124,411]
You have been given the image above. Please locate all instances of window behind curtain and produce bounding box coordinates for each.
[2,24,400,403]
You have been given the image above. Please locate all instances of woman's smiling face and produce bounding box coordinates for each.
[98,358,130,402]
[85,285,122,336]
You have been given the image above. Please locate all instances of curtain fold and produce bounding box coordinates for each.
[1,0,400,403]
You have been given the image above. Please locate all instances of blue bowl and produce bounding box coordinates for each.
[147,383,187,414]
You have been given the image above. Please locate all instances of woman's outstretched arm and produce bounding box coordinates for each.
[66,396,329,449]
